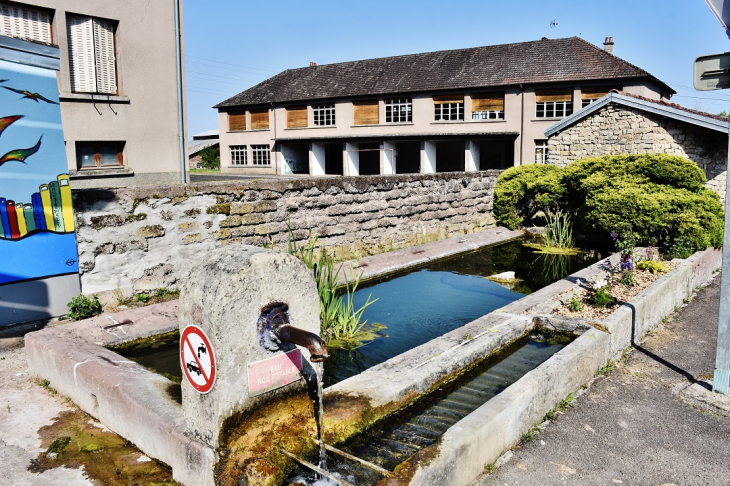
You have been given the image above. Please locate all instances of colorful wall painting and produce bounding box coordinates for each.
[0,39,80,322]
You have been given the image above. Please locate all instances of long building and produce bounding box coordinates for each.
[215,36,673,177]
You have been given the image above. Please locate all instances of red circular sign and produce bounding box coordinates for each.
[180,325,216,394]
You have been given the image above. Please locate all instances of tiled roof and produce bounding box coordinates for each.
[544,91,729,137]
[188,139,219,157]
[613,91,729,122]
[215,37,672,108]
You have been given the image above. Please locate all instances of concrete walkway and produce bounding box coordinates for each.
[472,275,730,486]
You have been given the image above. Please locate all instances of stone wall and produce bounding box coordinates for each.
[72,172,498,296]
[547,104,728,200]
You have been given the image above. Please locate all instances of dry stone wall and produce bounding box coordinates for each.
[547,104,728,201]
[72,172,498,296]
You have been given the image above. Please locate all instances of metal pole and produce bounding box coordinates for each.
[713,117,730,395]
[174,0,187,183]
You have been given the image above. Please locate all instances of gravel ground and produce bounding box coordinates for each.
[0,338,92,485]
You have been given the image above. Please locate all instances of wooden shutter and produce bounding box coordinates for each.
[228,113,246,131]
[471,93,504,111]
[93,18,117,94]
[535,90,572,102]
[434,95,464,104]
[581,87,616,100]
[250,110,269,130]
[353,100,379,125]
[287,106,307,128]
[0,2,52,43]
[68,16,98,93]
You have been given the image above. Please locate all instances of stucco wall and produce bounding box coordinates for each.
[72,172,499,296]
[546,104,727,200]
[26,0,186,187]
[218,81,663,174]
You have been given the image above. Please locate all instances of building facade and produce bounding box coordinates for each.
[0,0,187,188]
[215,37,673,177]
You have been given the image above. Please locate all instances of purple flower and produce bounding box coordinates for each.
[610,232,617,241]
[620,254,633,271]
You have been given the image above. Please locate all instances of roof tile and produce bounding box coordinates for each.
[216,37,671,108]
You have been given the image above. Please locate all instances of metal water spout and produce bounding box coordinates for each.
[259,301,329,361]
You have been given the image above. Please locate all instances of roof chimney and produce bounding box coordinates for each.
[603,37,614,55]
[309,62,317,67]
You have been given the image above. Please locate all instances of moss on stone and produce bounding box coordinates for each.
[136,225,165,238]
[206,203,231,215]
[30,409,176,484]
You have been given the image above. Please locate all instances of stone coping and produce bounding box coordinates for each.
[336,226,524,286]
[23,245,722,486]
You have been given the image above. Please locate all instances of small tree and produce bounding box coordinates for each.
[199,145,220,170]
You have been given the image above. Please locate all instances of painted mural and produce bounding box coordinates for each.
[0,59,79,285]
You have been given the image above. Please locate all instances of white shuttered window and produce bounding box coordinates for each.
[0,2,52,44]
[68,15,117,94]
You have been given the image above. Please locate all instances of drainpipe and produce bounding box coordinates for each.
[519,84,525,165]
[174,0,187,183]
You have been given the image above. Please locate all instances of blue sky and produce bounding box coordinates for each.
[182,0,730,138]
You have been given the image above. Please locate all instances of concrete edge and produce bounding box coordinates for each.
[24,310,215,486]
[336,227,524,286]
[327,313,533,407]
[401,247,721,486]
[408,328,607,486]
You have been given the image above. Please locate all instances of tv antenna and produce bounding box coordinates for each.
[550,19,558,28]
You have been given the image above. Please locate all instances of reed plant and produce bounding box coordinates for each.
[285,219,379,349]
[543,209,575,249]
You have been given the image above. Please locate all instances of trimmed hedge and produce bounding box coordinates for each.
[493,154,724,253]
[493,164,566,230]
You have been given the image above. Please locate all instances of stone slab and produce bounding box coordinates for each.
[178,245,321,449]
[336,227,523,286]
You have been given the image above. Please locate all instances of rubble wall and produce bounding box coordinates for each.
[72,172,499,295]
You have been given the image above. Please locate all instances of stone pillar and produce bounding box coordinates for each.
[422,140,436,173]
[178,245,320,449]
[345,142,360,176]
[382,141,396,174]
[310,143,326,176]
[466,140,480,172]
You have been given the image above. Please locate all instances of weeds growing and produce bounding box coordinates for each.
[285,218,381,349]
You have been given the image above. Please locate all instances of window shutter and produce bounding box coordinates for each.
[535,90,572,102]
[471,94,504,112]
[353,101,379,125]
[0,2,51,43]
[250,110,269,130]
[581,87,616,100]
[68,16,98,93]
[93,18,117,94]
[434,95,464,104]
[228,113,246,131]
[287,107,307,128]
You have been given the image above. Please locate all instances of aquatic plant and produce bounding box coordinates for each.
[543,209,575,250]
[285,218,379,349]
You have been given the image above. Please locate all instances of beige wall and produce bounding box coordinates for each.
[26,0,186,187]
[218,79,661,175]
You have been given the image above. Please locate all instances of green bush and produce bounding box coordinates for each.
[67,294,102,320]
[492,155,724,254]
[493,164,566,230]
[199,145,220,170]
